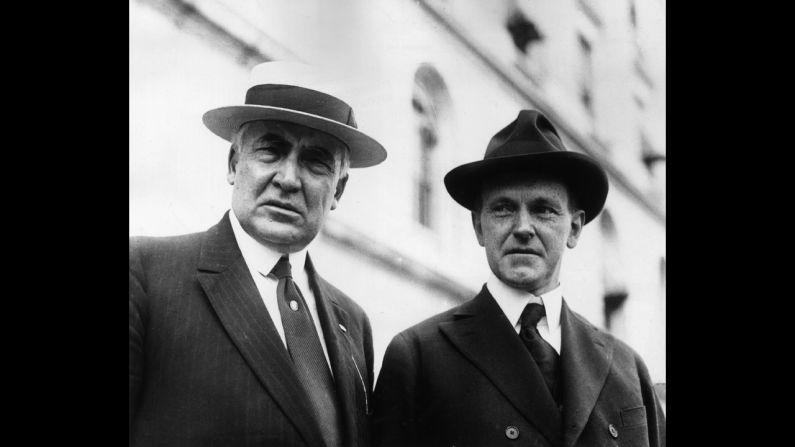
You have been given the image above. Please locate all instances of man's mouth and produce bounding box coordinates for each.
[262,200,301,214]
[506,248,541,256]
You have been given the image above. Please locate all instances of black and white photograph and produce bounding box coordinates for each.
[129,0,666,445]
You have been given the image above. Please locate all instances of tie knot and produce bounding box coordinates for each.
[270,255,292,279]
[520,302,545,329]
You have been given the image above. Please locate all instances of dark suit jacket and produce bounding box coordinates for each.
[129,213,374,446]
[372,286,665,447]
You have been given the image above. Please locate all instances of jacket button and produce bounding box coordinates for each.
[505,426,519,440]
[608,423,618,438]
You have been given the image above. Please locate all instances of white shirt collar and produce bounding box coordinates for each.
[486,271,563,331]
[229,210,309,276]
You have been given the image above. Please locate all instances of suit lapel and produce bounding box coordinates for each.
[306,255,366,447]
[559,299,614,447]
[195,214,328,447]
[439,287,562,446]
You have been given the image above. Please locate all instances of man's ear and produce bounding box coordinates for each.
[226,145,238,185]
[330,174,348,210]
[472,211,485,247]
[566,209,585,249]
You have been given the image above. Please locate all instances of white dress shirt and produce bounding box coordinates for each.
[486,272,563,354]
[229,210,333,370]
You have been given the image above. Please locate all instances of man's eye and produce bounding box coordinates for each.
[254,145,280,157]
[304,152,335,174]
[536,206,558,216]
[491,204,513,216]
[308,160,333,174]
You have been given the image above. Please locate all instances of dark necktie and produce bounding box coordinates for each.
[519,302,560,401]
[270,255,342,447]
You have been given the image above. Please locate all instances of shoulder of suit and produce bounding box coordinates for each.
[567,308,650,365]
[568,307,623,345]
[569,307,607,332]
[129,231,205,267]
[394,299,469,340]
[130,231,205,252]
[611,334,648,365]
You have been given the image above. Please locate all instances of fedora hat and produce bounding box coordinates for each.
[444,109,608,224]
[203,61,386,168]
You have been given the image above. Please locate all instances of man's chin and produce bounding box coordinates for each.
[501,259,539,278]
[498,268,543,291]
[250,224,313,251]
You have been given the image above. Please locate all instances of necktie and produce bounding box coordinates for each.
[519,302,560,401]
[270,255,343,447]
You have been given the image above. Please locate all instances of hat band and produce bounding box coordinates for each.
[485,141,566,159]
[244,84,358,128]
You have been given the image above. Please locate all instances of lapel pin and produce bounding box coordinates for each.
[339,324,347,332]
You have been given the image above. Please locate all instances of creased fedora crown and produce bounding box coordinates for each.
[203,61,387,168]
[444,109,608,224]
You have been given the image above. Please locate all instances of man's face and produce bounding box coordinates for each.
[228,120,348,253]
[473,173,584,295]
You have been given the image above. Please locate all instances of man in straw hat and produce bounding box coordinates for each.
[130,61,386,446]
[372,110,665,447]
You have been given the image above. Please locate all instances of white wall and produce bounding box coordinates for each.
[130,1,249,236]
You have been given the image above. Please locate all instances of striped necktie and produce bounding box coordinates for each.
[270,255,343,447]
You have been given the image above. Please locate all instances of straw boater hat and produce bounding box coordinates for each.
[444,109,608,224]
[202,61,387,168]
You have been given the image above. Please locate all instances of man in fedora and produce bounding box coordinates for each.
[372,110,665,447]
[130,61,386,446]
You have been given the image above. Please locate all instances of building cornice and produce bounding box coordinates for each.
[321,218,476,303]
[416,0,666,226]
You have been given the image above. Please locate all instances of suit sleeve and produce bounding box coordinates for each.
[129,243,147,429]
[372,332,420,447]
[637,355,666,447]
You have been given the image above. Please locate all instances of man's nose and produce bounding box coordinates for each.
[272,157,301,191]
[512,209,535,240]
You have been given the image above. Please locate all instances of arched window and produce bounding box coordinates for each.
[412,64,451,229]
[504,5,545,83]
[506,10,542,55]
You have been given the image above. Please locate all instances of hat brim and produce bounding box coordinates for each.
[444,151,608,224]
[202,105,387,168]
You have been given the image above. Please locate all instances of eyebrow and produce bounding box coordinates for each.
[485,195,517,206]
[302,145,337,165]
[254,132,289,144]
[250,129,339,159]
